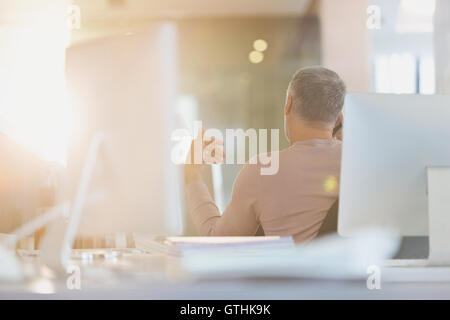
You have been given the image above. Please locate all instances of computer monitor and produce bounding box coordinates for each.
[339,93,450,265]
[40,24,183,270]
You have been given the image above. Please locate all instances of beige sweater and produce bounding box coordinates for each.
[186,139,342,243]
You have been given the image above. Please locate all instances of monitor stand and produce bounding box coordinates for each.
[427,167,450,266]
[40,133,107,273]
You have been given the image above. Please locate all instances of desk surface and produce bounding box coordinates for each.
[2,252,450,299]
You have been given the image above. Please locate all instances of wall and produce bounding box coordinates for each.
[320,0,370,92]
[434,0,450,93]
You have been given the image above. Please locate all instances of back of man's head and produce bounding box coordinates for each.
[288,66,346,126]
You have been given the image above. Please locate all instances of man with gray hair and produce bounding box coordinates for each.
[184,66,346,243]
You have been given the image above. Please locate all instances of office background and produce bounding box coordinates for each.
[0,0,450,236]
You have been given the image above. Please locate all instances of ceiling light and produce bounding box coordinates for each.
[253,39,268,52]
[249,51,264,64]
[400,0,436,15]
[396,0,436,33]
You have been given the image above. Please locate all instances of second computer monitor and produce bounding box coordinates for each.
[65,25,183,237]
[339,93,450,236]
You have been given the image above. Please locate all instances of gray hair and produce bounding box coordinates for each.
[288,66,346,124]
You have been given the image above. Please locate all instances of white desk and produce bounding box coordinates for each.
[2,252,450,299]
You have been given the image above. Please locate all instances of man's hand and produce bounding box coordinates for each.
[184,127,225,185]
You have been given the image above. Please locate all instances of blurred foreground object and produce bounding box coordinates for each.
[39,25,183,272]
[180,230,400,280]
[0,242,23,282]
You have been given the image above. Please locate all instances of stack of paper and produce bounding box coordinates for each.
[133,235,295,257]
[179,230,401,280]
[134,231,400,281]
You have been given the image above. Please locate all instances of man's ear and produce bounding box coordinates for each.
[335,112,343,127]
[285,94,293,116]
